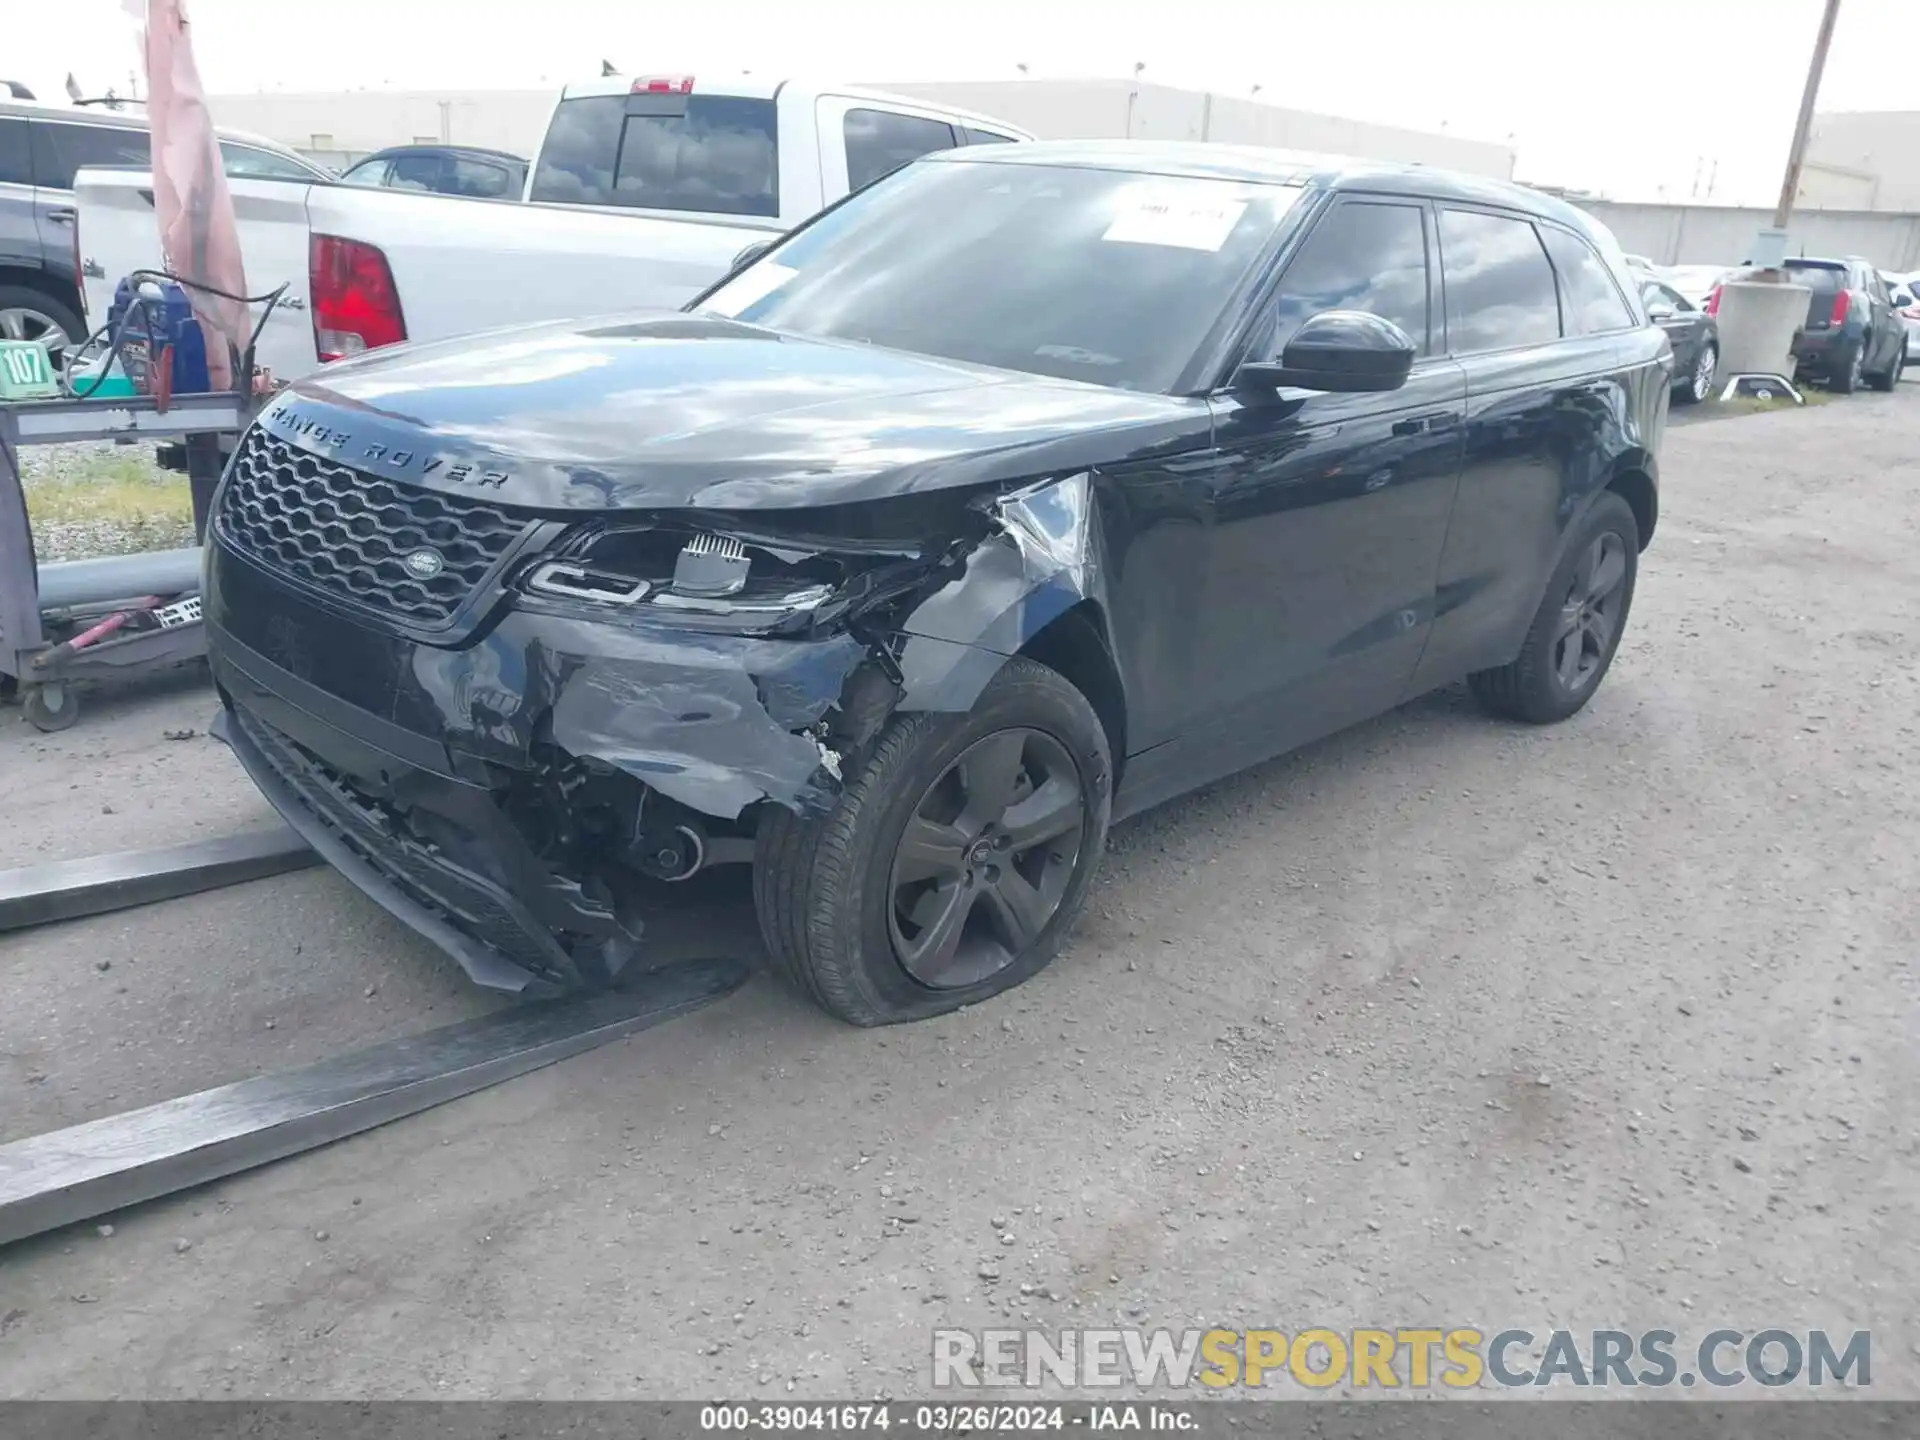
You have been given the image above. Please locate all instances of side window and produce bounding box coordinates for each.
[0,118,31,186]
[341,158,391,187]
[844,109,957,192]
[29,121,150,190]
[387,153,443,192]
[962,127,1017,146]
[447,157,512,198]
[1640,281,1689,314]
[219,143,319,181]
[1540,226,1636,334]
[1268,200,1430,357]
[1437,208,1562,354]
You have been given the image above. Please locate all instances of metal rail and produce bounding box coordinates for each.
[0,957,749,1247]
[0,828,319,933]
[1,392,250,731]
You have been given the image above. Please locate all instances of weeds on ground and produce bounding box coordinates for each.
[18,447,195,559]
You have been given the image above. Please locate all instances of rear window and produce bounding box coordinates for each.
[528,93,778,217]
[1784,262,1846,292]
[844,109,955,192]
[448,156,516,198]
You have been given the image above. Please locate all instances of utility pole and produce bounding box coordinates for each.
[1773,0,1842,230]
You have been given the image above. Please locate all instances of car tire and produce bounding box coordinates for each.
[1830,341,1864,394]
[0,285,84,369]
[1468,491,1639,726]
[1677,342,1717,404]
[754,655,1113,1026]
[1867,345,1903,392]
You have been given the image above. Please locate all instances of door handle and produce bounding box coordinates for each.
[46,207,76,224]
[1391,411,1460,437]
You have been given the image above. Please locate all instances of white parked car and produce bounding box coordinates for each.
[1886,271,1920,361]
[73,74,1032,387]
[1663,264,1737,309]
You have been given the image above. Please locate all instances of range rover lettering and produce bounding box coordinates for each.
[205,141,1667,1026]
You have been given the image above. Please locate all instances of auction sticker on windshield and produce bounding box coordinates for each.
[1102,184,1248,252]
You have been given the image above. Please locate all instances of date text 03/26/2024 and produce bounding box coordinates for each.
[700,1404,1186,1431]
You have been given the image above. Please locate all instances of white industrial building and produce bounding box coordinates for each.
[204,77,1517,178]
[1802,110,1920,212]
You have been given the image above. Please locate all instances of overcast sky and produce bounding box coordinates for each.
[9,0,1910,205]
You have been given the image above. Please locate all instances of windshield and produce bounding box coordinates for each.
[529,93,778,217]
[695,158,1305,393]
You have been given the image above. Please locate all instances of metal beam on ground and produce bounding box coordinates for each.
[0,957,750,1247]
[0,828,319,933]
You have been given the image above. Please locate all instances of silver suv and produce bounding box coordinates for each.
[0,98,330,366]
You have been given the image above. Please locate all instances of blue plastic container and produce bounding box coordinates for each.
[108,277,214,394]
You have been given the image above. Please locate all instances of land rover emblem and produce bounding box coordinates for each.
[402,548,446,579]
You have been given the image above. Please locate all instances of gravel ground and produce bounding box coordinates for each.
[16,441,194,561]
[0,385,1916,1400]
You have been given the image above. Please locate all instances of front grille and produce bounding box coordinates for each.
[233,706,570,983]
[216,428,536,625]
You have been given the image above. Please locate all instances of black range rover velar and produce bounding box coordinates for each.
[207,140,1667,1025]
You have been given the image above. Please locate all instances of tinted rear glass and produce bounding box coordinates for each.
[529,94,778,217]
[1785,262,1845,292]
[697,158,1305,393]
[0,117,31,186]
[1540,225,1636,334]
[30,119,150,190]
[1437,209,1562,353]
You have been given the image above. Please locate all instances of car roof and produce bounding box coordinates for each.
[0,97,317,162]
[556,75,1035,138]
[356,144,528,165]
[925,139,1607,235]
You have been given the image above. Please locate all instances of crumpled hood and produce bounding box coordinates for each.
[267,311,1208,512]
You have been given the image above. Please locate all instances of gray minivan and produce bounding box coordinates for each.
[0,99,330,366]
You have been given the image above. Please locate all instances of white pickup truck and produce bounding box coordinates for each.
[75,75,1030,385]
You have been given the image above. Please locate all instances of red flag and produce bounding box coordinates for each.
[140,0,249,390]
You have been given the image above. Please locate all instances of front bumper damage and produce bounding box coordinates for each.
[207,472,1110,995]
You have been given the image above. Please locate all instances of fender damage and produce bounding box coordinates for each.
[209,469,1110,995]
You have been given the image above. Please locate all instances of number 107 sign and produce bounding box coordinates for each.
[0,340,59,400]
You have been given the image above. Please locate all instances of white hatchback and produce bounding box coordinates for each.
[1889,271,1920,361]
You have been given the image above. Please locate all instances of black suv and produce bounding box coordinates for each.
[0,99,328,365]
[1714,255,1907,393]
[205,141,1669,1025]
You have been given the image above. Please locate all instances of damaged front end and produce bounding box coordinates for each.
[206,433,1108,995]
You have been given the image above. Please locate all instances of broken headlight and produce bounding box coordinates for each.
[518,499,979,637]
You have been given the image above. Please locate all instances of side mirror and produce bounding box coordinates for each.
[1647,303,1676,320]
[1236,310,1416,394]
[729,238,778,274]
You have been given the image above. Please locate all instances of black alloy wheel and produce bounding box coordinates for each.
[1467,490,1639,726]
[886,727,1087,989]
[1551,531,1629,695]
[754,655,1112,1026]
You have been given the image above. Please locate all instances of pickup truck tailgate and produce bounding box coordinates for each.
[303,185,764,334]
[77,170,321,384]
